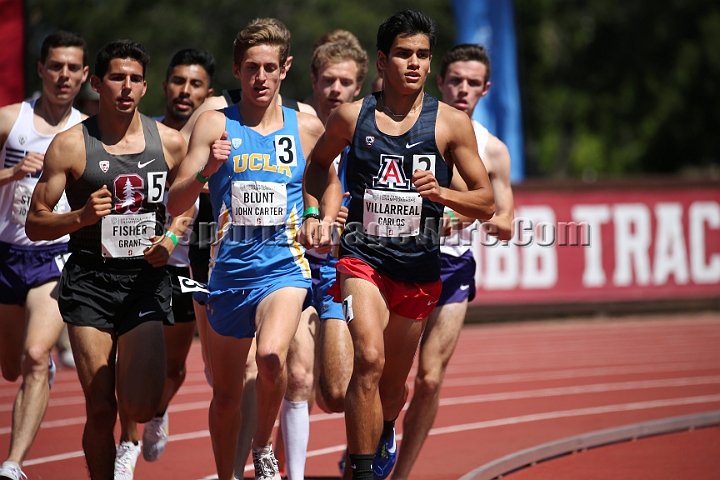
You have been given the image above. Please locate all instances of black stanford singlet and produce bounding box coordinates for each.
[66,114,168,257]
[340,92,451,283]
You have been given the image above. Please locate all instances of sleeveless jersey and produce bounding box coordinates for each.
[66,114,168,257]
[207,105,310,290]
[441,120,489,257]
[0,100,80,246]
[340,92,452,283]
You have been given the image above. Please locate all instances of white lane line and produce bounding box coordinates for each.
[22,394,720,468]
[438,376,720,407]
[442,362,720,387]
[4,376,717,435]
[428,394,720,436]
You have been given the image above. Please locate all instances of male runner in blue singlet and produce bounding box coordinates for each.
[0,31,89,480]
[391,43,514,480]
[301,10,495,480]
[167,18,340,480]
[26,40,187,480]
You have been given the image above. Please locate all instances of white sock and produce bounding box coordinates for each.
[281,398,309,480]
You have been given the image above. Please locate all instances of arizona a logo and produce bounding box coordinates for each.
[373,154,410,190]
[99,161,110,173]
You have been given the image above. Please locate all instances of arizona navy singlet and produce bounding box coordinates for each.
[340,92,452,283]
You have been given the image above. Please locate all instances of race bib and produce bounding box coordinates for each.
[231,181,287,226]
[101,212,156,258]
[12,184,70,225]
[363,188,422,237]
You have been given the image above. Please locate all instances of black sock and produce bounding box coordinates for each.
[381,419,395,439]
[349,453,374,480]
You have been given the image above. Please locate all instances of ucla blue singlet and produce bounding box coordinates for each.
[207,105,311,290]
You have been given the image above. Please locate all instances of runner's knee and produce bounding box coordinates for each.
[286,362,313,400]
[413,369,443,400]
[166,359,187,385]
[353,346,384,385]
[22,344,51,376]
[256,349,285,382]
[320,377,346,412]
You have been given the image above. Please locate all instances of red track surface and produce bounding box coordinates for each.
[2,311,719,479]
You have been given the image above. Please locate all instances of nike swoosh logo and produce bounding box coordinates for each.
[138,311,155,317]
[460,284,470,291]
[138,159,156,168]
[406,141,424,149]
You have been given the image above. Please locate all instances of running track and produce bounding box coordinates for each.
[2,311,719,479]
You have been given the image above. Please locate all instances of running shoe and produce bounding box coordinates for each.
[114,441,141,480]
[142,411,169,461]
[338,451,346,476]
[58,348,76,369]
[372,427,397,479]
[252,445,281,480]
[48,356,56,389]
[0,462,26,480]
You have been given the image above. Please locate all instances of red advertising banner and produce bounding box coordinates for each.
[469,181,720,305]
[0,0,25,107]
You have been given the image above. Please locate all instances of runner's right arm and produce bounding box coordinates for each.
[26,126,112,241]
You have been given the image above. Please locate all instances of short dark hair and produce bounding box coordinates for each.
[439,44,491,82]
[94,40,150,79]
[376,9,438,56]
[165,48,216,85]
[40,31,88,66]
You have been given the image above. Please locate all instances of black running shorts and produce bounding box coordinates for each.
[166,265,196,323]
[59,253,173,336]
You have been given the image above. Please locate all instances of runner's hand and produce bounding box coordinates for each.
[297,217,333,252]
[413,169,444,202]
[80,185,112,226]
[202,131,231,177]
[144,235,173,267]
[12,152,44,180]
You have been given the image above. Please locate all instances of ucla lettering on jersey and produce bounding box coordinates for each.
[207,105,310,290]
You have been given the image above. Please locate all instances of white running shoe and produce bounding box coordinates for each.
[142,411,169,461]
[252,445,281,480]
[114,441,140,480]
[48,356,56,389]
[58,349,76,369]
[0,462,26,480]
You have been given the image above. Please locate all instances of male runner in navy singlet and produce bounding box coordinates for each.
[26,40,187,480]
[300,10,495,480]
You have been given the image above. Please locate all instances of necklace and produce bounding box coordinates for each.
[380,92,423,118]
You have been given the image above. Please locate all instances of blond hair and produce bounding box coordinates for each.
[311,40,369,84]
[233,17,291,67]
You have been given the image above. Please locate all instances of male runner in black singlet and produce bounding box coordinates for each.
[300,10,495,480]
[26,40,187,480]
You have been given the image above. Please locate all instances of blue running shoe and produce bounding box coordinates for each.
[372,427,397,479]
[338,452,346,476]
[48,356,56,389]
